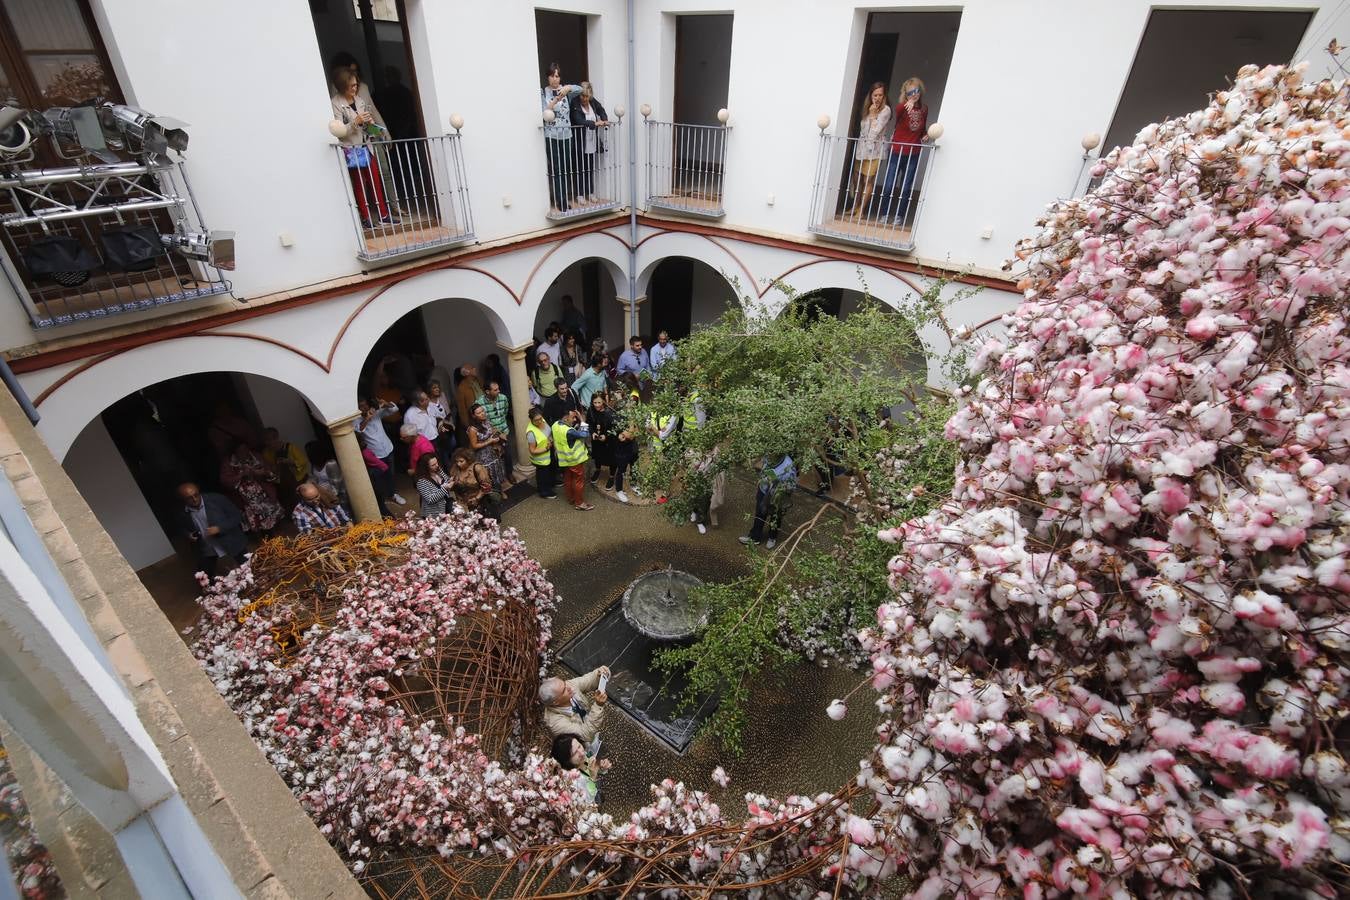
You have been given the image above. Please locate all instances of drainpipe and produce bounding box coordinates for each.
[626,0,639,340]
[0,357,37,425]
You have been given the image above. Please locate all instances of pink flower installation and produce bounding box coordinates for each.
[863,65,1350,897]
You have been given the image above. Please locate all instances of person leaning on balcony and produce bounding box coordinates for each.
[879,76,929,227]
[177,482,248,580]
[541,62,582,214]
[331,67,398,228]
[569,82,610,206]
[852,82,892,219]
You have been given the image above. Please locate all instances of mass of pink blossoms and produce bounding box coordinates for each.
[858,65,1350,897]
[193,512,869,891]
[191,512,594,865]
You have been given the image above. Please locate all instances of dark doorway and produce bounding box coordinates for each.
[674,14,733,126]
[1102,9,1311,153]
[309,0,423,140]
[581,260,602,346]
[97,373,323,541]
[796,289,844,323]
[845,28,898,154]
[835,12,961,215]
[650,257,694,341]
[535,10,588,86]
[358,307,431,402]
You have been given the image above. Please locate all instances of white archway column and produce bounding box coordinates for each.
[327,417,381,522]
[617,295,646,343]
[497,341,536,481]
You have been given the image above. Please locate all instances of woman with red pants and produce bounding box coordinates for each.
[331,68,398,228]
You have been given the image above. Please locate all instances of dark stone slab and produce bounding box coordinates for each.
[559,599,718,753]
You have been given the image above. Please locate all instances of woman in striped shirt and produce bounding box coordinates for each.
[415,453,451,517]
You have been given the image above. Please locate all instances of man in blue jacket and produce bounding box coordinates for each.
[177,482,248,579]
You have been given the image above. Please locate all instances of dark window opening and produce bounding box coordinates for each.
[1102,9,1311,154]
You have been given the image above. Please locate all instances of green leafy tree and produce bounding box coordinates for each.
[629,278,972,751]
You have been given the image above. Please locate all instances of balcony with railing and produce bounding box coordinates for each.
[0,106,234,331]
[807,123,942,253]
[541,117,625,222]
[644,111,729,219]
[334,131,475,266]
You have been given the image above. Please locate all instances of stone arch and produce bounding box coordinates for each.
[34,335,337,462]
[633,232,748,302]
[517,231,629,328]
[767,260,953,386]
[326,267,520,405]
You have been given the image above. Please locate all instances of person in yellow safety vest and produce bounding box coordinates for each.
[526,406,558,499]
[648,411,677,446]
[552,408,594,510]
[681,389,702,431]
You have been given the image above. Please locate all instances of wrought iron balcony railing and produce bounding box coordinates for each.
[807,134,938,253]
[0,159,233,330]
[645,120,728,218]
[334,133,475,265]
[540,122,624,222]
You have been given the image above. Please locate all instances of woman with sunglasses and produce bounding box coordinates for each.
[880,76,928,228]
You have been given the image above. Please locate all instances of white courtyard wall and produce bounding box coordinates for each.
[63,417,174,570]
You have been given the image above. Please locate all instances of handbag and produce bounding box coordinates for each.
[343,145,371,169]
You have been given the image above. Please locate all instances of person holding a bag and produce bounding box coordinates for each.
[331,68,398,228]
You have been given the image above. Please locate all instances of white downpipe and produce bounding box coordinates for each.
[626,0,639,339]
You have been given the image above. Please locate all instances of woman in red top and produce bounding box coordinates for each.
[880,76,928,228]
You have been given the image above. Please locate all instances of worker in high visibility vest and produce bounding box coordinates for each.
[526,406,558,499]
[552,408,594,510]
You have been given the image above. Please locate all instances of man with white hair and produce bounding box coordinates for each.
[540,665,610,743]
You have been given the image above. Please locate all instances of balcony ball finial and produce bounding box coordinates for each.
[614,105,625,120]
[817,114,831,132]
[449,113,465,132]
[640,103,652,119]
[926,122,944,142]
[717,108,730,125]
[328,119,348,139]
[542,109,556,125]
[1081,132,1101,152]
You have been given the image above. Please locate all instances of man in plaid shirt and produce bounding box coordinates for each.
[482,381,513,468]
[291,482,353,533]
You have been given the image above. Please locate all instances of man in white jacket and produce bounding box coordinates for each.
[540,666,611,744]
